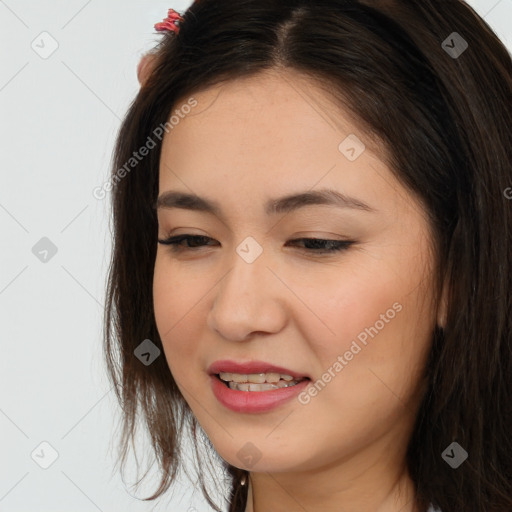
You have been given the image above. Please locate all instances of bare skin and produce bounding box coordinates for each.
[152,68,446,512]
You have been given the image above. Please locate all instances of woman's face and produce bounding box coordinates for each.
[153,69,442,476]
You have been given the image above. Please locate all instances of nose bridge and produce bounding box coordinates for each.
[207,236,286,340]
[218,236,272,309]
[222,234,270,294]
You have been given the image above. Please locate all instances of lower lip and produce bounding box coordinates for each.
[210,375,310,413]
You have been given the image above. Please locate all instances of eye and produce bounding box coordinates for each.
[158,234,219,250]
[157,234,355,255]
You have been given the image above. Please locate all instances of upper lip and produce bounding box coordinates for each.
[208,360,310,379]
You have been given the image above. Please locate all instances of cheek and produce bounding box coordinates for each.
[289,271,433,448]
[152,256,204,371]
[296,252,434,386]
[153,252,206,327]
[152,257,175,338]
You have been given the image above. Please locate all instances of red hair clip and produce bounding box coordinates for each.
[154,8,184,34]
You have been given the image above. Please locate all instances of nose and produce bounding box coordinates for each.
[206,249,288,342]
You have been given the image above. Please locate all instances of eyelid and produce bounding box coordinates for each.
[157,233,356,255]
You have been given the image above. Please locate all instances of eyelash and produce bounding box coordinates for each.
[157,234,355,255]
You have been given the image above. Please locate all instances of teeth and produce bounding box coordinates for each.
[218,372,307,392]
[248,374,266,384]
[227,380,302,391]
[219,372,302,384]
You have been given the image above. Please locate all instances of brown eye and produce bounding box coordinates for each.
[285,238,354,254]
[158,234,354,255]
[157,235,217,250]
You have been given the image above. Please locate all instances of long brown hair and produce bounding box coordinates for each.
[103,1,512,511]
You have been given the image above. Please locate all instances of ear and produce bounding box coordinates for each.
[137,53,158,86]
[436,278,448,329]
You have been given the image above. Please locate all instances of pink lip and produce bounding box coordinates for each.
[207,359,311,413]
[207,359,309,379]
[210,374,310,413]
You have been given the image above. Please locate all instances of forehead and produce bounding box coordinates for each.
[156,69,416,222]
[166,68,385,153]
[163,71,375,163]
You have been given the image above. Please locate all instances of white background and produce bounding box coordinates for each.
[1,1,511,511]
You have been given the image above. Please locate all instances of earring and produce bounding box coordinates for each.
[240,473,247,486]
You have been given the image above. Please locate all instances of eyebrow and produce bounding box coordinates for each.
[154,188,376,217]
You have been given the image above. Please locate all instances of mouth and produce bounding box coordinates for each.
[208,361,312,412]
[213,372,310,392]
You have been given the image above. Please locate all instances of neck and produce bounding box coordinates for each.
[242,427,420,512]
[244,467,419,512]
